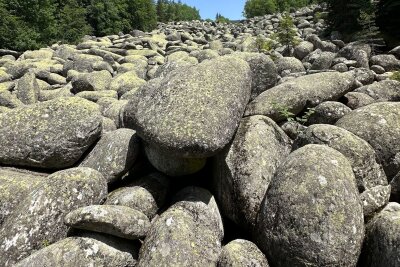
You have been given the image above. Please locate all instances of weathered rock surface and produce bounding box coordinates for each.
[65,205,150,240]
[336,102,400,178]
[0,168,107,266]
[245,71,355,122]
[80,128,140,183]
[256,144,364,267]
[213,115,291,231]
[14,237,135,267]
[0,97,102,169]
[218,239,269,267]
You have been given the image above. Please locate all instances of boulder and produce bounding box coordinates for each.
[306,101,351,125]
[15,72,40,104]
[294,124,387,192]
[65,205,150,240]
[105,172,170,219]
[14,237,135,267]
[138,187,223,267]
[218,239,269,267]
[359,203,400,267]
[370,54,400,71]
[336,102,400,178]
[256,144,364,267]
[109,71,146,97]
[343,91,375,109]
[71,70,112,94]
[355,80,400,102]
[0,168,107,266]
[294,41,314,60]
[245,71,355,122]
[275,56,305,74]
[213,115,291,231]
[0,97,102,169]
[129,56,251,158]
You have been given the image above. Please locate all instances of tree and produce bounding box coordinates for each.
[243,0,277,18]
[127,0,157,32]
[276,13,299,51]
[58,0,92,43]
[377,0,400,47]
[216,13,230,23]
[355,7,380,42]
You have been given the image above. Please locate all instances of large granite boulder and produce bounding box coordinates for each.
[0,168,107,266]
[0,97,102,169]
[127,56,252,158]
[255,144,364,267]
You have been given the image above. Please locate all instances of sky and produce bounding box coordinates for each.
[178,0,247,20]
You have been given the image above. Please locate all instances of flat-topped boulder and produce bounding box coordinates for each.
[0,97,102,169]
[127,56,252,158]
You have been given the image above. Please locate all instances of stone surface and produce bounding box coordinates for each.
[0,168,107,266]
[130,56,252,158]
[256,144,364,267]
[65,205,150,240]
[245,71,355,122]
[213,115,291,231]
[218,239,269,267]
[0,97,102,169]
[80,128,140,184]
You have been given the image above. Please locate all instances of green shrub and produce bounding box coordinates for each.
[390,71,400,82]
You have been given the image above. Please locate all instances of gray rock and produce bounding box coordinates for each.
[80,128,140,184]
[105,172,170,219]
[275,56,305,74]
[0,97,102,169]
[228,52,278,100]
[245,71,355,122]
[138,187,223,267]
[76,90,118,102]
[336,102,400,178]
[0,168,47,225]
[15,72,40,104]
[213,115,291,231]
[338,42,371,68]
[294,41,314,60]
[255,144,364,267]
[359,202,400,267]
[0,87,23,108]
[310,51,335,70]
[0,168,107,266]
[352,67,375,85]
[280,120,307,140]
[65,205,150,240]
[355,80,400,101]
[71,70,112,94]
[370,54,400,71]
[343,91,375,109]
[109,71,146,97]
[294,124,387,191]
[14,237,135,267]
[218,239,269,267]
[144,143,207,176]
[130,56,251,158]
[306,101,351,125]
[360,185,391,218]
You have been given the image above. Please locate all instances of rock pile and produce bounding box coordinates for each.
[0,4,400,267]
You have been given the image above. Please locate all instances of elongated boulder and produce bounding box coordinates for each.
[14,237,135,267]
[359,202,400,267]
[0,168,47,225]
[0,168,107,266]
[0,97,102,169]
[336,102,400,179]
[65,205,150,240]
[255,144,364,267]
[80,128,140,184]
[213,115,291,232]
[355,80,400,102]
[294,124,387,192]
[15,72,39,104]
[218,239,269,267]
[128,56,252,158]
[138,187,223,267]
[245,71,355,122]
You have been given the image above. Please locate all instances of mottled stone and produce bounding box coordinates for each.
[218,239,269,267]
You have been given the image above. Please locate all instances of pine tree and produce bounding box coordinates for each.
[58,0,92,43]
[276,13,299,51]
[356,7,380,42]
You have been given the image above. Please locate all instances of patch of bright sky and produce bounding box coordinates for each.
[178,0,247,20]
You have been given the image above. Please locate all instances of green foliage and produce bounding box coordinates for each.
[255,36,278,52]
[216,13,230,23]
[272,102,315,124]
[354,7,380,42]
[276,13,300,50]
[243,0,277,18]
[390,71,400,82]
[156,0,200,22]
[58,0,92,43]
[127,0,157,32]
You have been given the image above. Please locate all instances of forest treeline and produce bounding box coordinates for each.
[244,0,399,46]
[0,0,200,51]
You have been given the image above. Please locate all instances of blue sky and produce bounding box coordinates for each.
[179,0,247,20]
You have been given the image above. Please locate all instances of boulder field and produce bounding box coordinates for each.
[0,4,400,267]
